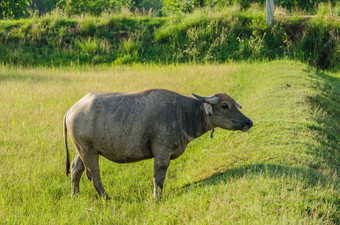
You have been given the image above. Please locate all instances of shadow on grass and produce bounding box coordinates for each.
[181,163,327,191]
[307,71,340,172]
[179,163,339,223]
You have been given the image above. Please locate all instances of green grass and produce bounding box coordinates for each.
[0,60,339,224]
[0,5,339,69]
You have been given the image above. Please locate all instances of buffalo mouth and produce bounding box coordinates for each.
[229,118,253,132]
[241,125,252,132]
[241,120,253,132]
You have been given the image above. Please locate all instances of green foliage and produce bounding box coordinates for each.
[77,37,98,55]
[212,0,339,12]
[78,16,97,34]
[30,0,63,14]
[44,0,64,12]
[136,0,164,12]
[0,0,31,18]
[162,0,339,15]
[0,6,339,69]
[162,0,226,15]
[1,0,338,18]
[163,0,197,15]
[271,0,338,12]
[64,0,133,16]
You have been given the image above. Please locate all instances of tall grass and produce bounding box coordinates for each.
[0,5,339,69]
[0,60,339,223]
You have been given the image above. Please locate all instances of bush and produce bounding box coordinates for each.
[64,0,133,16]
[136,0,164,13]
[0,6,338,69]
[163,0,340,15]
[0,0,31,18]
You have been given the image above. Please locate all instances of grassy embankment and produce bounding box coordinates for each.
[0,60,339,224]
[0,5,339,69]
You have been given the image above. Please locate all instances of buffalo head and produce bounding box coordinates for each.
[192,93,253,132]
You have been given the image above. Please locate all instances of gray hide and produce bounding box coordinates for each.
[64,89,253,200]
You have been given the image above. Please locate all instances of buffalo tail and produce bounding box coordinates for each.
[64,110,70,176]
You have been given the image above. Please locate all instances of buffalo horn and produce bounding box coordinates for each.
[192,93,219,104]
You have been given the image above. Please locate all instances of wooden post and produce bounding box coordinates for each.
[266,0,274,27]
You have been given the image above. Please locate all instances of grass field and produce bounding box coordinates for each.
[0,60,339,224]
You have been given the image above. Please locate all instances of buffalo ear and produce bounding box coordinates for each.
[203,103,213,116]
[192,93,219,104]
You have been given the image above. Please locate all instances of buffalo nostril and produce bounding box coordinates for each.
[246,119,253,127]
[241,119,253,132]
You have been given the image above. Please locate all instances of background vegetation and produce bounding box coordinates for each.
[1,0,339,18]
[0,4,339,69]
[0,60,339,224]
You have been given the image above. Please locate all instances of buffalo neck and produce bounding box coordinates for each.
[181,99,212,139]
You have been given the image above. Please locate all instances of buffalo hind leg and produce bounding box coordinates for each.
[71,153,85,196]
[82,153,110,200]
[153,148,171,201]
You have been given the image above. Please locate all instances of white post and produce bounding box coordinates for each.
[266,0,274,27]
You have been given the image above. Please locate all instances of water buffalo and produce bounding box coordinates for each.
[63,89,253,200]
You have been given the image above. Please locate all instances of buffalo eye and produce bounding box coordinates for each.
[221,104,229,109]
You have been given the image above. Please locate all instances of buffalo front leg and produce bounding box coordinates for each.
[71,153,85,196]
[153,149,171,201]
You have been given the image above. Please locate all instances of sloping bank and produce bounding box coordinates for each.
[0,7,339,69]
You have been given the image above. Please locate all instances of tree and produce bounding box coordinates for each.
[0,0,31,18]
